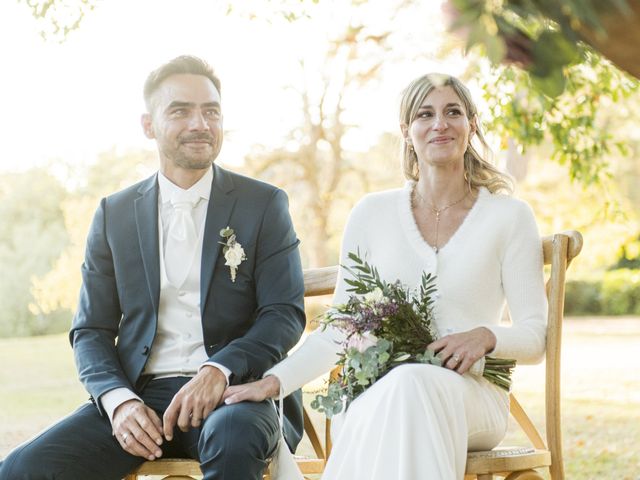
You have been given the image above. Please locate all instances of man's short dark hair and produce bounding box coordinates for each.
[143,55,221,110]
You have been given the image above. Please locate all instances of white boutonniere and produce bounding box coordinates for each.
[219,227,246,282]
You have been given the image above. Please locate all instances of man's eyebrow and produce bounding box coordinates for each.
[165,101,220,111]
[165,101,194,112]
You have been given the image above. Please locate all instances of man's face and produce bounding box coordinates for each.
[142,73,223,174]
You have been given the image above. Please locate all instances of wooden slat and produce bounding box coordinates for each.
[303,266,338,296]
[541,231,583,265]
[294,457,326,474]
[303,407,325,459]
[128,456,326,477]
[129,458,201,475]
[509,393,546,450]
[465,448,551,475]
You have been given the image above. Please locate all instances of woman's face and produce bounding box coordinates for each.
[405,85,475,170]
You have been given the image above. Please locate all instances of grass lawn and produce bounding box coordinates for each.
[1,317,638,478]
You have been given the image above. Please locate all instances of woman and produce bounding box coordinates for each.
[223,73,547,479]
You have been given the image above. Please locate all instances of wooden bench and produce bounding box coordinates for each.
[126,230,582,480]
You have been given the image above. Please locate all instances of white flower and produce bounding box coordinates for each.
[346,331,379,353]
[363,287,384,304]
[224,243,245,268]
[219,227,247,282]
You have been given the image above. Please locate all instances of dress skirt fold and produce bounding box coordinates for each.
[323,364,509,480]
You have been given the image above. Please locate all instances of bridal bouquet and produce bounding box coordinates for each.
[311,251,516,417]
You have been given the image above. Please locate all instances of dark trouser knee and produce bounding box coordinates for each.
[0,403,141,480]
[198,401,279,480]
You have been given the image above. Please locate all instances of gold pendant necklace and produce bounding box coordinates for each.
[414,187,468,253]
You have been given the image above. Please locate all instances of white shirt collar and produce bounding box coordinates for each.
[158,167,213,205]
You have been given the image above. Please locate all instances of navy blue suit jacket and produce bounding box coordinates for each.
[69,164,306,447]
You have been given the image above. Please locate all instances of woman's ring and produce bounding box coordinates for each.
[122,433,129,444]
[452,354,461,363]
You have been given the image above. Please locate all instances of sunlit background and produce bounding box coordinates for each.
[1,1,640,475]
[0,0,460,172]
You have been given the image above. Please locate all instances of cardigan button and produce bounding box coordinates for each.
[142,345,150,355]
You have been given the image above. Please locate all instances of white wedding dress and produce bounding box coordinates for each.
[324,364,508,479]
[267,183,547,480]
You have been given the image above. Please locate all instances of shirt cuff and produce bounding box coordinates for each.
[100,388,142,425]
[200,362,231,386]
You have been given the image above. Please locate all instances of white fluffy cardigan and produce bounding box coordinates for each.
[267,183,548,397]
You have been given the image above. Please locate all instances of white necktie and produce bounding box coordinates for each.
[165,191,200,287]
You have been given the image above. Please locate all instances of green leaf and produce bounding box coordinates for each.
[531,67,566,98]
[484,32,507,64]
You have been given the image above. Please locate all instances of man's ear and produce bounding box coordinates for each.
[141,113,155,139]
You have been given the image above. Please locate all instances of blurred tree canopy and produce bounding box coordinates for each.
[4,0,640,337]
[242,1,410,266]
[17,0,95,41]
[0,170,69,336]
[445,0,640,185]
[19,0,640,188]
[446,0,640,92]
[29,150,156,321]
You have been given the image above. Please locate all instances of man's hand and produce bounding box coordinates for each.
[163,366,226,441]
[428,327,497,375]
[112,399,164,460]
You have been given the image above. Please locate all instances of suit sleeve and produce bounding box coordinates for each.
[69,198,132,415]
[207,189,306,381]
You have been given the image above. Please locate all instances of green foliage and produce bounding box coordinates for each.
[564,280,602,315]
[0,169,70,336]
[600,269,640,315]
[18,0,96,41]
[450,0,633,97]
[0,150,156,338]
[564,269,640,316]
[610,235,640,270]
[480,54,639,185]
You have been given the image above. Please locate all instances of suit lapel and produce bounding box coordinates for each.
[201,164,237,314]
[135,174,161,315]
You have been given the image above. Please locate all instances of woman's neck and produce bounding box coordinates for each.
[414,173,468,210]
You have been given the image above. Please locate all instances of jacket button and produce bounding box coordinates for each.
[142,346,150,355]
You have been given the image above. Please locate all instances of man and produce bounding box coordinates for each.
[0,55,306,479]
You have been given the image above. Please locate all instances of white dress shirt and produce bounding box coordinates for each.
[100,167,230,423]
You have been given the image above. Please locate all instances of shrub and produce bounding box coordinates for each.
[564,280,601,315]
[600,269,640,315]
[564,269,640,316]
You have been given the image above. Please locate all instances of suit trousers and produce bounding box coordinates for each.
[0,377,280,480]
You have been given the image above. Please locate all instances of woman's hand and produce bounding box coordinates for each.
[222,375,281,405]
[427,327,496,375]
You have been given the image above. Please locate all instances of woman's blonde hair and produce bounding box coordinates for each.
[399,73,513,194]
